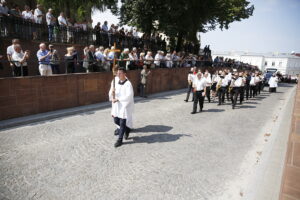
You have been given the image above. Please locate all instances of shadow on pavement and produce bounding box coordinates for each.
[204,109,225,112]
[127,133,191,144]
[133,125,173,133]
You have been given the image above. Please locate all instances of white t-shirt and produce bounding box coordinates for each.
[233,77,243,87]
[58,16,67,26]
[194,77,207,91]
[12,52,27,67]
[22,11,34,20]
[34,8,43,23]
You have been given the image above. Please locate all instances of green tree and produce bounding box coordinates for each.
[37,0,117,22]
[115,0,254,51]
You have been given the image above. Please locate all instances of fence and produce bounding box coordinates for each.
[0,15,201,53]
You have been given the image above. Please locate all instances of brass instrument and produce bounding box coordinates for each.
[216,79,222,93]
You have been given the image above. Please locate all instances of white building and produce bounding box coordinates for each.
[212,51,300,76]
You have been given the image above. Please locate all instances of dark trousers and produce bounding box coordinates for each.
[13,66,28,77]
[257,83,261,94]
[269,87,277,93]
[114,117,128,141]
[250,85,257,98]
[193,90,204,112]
[226,81,231,101]
[240,86,245,103]
[185,84,194,101]
[51,64,60,74]
[140,83,146,97]
[218,87,226,105]
[231,87,240,108]
[206,86,211,102]
[245,84,250,100]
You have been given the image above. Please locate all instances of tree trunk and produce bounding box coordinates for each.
[176,32,183,52]
[65,1,71,18]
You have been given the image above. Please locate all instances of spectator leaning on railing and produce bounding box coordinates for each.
[11,44,30,76]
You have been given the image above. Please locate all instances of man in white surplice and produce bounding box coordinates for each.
[109,67,134,148]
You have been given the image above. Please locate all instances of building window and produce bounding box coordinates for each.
[272,62,275,66]
[265,61,268,66]
[279,62,282,67]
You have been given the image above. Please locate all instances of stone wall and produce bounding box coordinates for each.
[0,68,190,121]
[280,79,300,200]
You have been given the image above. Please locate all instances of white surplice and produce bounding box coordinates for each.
[109,77,134,128]
[268,76,278,88]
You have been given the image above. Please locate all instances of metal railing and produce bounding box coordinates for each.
[0,15,199,53]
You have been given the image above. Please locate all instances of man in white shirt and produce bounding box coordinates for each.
[22,5,34,21]
[225,70,232,101]
[204,70,212,103]
[185,67,196,102]
[191,72,207,114]
[11,44,30,76]
[46,8,56,42]
[250,73,256,98]
[7,39,24,76]
[217,71,228,105]
[231,72,243,109]
[58,12,67,27]
[154,51,161,68]
[268,74,279,93]
[109,67,134,148]
[34,4,43,24]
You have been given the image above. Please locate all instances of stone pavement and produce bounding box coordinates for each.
[0,84,296,200]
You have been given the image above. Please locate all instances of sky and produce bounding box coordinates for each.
[92,0,300,53]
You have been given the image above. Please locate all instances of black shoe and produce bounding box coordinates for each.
[125,128,131,140]
[191,111,196,114]
[232,105,235,109]
[114,139,123,148]
[114,129,119,136]
[218,103,221,106]
[184,100,188,102]
[199,109,203,112]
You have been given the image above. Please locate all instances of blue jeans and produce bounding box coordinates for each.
[114,117,128,141]
[48,25,54,41]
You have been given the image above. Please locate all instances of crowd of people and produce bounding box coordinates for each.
[0,1,199,53]
[184,67,279,113]
[3,38,219,77]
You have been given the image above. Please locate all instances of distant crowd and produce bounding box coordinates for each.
[2,39,216,77]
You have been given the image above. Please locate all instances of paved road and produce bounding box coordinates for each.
[0,84,296,200]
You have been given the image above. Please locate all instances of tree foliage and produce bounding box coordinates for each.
[116,0,254,50]
[37,0,117,21]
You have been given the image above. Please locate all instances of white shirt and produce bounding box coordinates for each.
[109,78,134,128]
[12,52,27,67]
[58,16,67,26]
[154,54,161,65]
[217,76,228,87]
[46,12,55,25]
[268,76,278,88]
[34,8,43,24]
[22,11,34,21]
[225,73,232,81]
[233,77,243,87]
[7,45,24,56]
[205,73,212,86]
[250,76,256,86]
[194,77,207,91]
[187,73,193,82]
